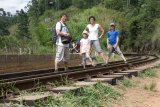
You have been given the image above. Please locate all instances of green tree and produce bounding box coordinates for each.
[17,9,29,38]
[72,0,102,9]
[0,16,10,36]
[27,0,40,26]
[0,8,10,36]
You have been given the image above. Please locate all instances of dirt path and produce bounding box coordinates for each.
[113,67,160,107]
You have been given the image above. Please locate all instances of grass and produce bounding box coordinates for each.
[34,82,121,107]
[1,103,24,107]
[138,69,157,78]
[19,85,47,96]
[0,81,20,97]
[52,75,73,87]
[118,77,135,87]
[144,81,157,91]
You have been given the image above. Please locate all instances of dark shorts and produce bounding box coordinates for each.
[108,45,122,57]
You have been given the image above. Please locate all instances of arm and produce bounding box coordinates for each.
[106,32,110,49]
[107,38,110,49]
[87,43,91,54]
[86,39,91,54]
[56,30,64,36]
[84,26,89,32]
[73,44,77,49]
[80,42,82,55]
[56,29,70,36]
[56,22,69,36]
[98,25,104,38]
[113,36,119,49]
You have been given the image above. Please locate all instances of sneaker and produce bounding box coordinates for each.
[124,61,128,64]
[91,63,96,67]
[65,68,69,71]
[82,64,86,69]
[92,64,96,67]
[101,63,107,67]
[54,69,59,73]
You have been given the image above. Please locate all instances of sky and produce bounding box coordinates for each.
[0,0,31,14]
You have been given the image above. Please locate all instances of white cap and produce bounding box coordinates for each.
[110,23,115,26]
[82,30,89,36]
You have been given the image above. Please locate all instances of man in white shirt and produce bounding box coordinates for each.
[55,13,70,72]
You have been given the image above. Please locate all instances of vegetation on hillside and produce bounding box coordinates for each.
[0,0,159,54]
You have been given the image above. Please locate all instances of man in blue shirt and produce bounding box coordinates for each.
[106,23,127,64]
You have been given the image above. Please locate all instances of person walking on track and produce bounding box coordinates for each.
[85,16,108,65]
[106,23,127,64]
[54,13,70,72]
[80,30,95,69]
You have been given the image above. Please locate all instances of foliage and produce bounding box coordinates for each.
[0,0,160,54]
[0,8,13,36]
[144,81,157,91]
[72,0,102,9]
[33,24,52,46]
[34,82,121,107]
[0,16,10,36]
[138,69,157,78]
[16,9,29,39]
[118,77,135,87]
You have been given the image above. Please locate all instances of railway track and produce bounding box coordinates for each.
[0,54,159,105]
[0,54,158,89]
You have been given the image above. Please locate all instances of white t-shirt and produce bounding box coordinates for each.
[80,38,90,53]
[55,22,69,47]
[87,24,99,40]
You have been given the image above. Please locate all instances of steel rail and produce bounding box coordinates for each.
[0,56,146,82]
[0,54,158,90]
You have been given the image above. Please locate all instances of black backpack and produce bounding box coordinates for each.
[51,22,63,44]
[51,22,72,44]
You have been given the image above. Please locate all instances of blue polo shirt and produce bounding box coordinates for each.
[106,30,119,46]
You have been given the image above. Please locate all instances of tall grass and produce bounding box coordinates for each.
[144,81,157,91]
[118,77,135,87]
[34,82,121,107]
[138,69,157,78]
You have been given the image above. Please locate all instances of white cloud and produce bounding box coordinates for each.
[0,0,31,14]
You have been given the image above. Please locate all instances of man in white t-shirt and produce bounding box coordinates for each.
[55,13,70,72]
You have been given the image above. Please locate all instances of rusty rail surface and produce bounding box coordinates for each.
[0,54,158,91]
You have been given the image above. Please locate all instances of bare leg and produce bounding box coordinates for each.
[120,54,126,62]
[106,55,109,64]
[55,62,58,71]
[99,52,108,64]
[64,61,68,70]
[106,50,112,64]
[82,53,86,69]
[88,55,95,67]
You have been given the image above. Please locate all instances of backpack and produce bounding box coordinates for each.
[52,22,72,44]
[51,22,63,44]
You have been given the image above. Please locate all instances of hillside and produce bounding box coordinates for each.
[0,0,159,54]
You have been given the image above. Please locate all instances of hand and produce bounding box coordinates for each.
[86,51,90,56]
[113,44,117,49]
[67,33,70,36]
[107,45,110,49]
[64,33,70,36]
[79,52,82,55]
[98,35,102,39]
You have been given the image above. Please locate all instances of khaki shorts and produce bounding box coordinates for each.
[55,45,70,63]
